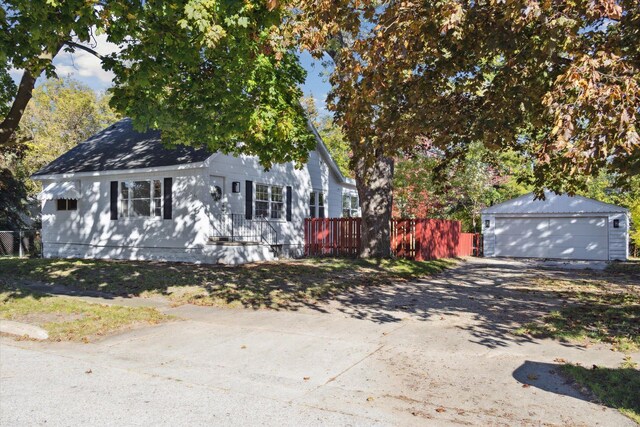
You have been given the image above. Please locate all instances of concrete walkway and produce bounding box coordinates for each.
[1,258,637,426]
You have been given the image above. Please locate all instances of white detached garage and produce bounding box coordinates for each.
[481,191,629,261]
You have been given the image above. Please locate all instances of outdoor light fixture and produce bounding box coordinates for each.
[485,220,490,228]
[232,182,241,193]
[613,219,620,228]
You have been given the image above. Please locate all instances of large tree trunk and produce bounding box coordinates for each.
[0,43,69,148]
[0,70,37,148]
[355,153,394,258]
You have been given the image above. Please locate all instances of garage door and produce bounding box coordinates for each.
[494,217,608,260]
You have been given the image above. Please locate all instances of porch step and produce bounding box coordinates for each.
[208,237,263,246]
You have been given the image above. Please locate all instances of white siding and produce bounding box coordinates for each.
[608,213,629,261]
[38,143,354,264]
[205,148,346,256]
[41,167,212,262]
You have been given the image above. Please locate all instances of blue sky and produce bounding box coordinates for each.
[11,35,333,117]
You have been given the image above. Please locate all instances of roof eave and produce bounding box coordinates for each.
[31,160,208,181]
[307,119,353,186]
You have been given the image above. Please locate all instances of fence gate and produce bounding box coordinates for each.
[0,230,42,257]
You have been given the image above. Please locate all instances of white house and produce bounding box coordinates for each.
[32,118,360,264]
[481,191,629,261]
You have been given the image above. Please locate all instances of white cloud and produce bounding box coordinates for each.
[47,32,120,90]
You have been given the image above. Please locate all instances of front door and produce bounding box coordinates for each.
[209,175,228,236]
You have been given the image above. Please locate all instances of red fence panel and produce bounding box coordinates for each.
[457,233,475,257]
[305,218,481,260]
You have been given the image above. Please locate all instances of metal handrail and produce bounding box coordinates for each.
[211,213,279,246]
[259,219,278,247]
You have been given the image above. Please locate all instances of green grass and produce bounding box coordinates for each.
[0,285,169,342]
[513,278,640,352]
[0,257,456,310]
[562,360,640,424]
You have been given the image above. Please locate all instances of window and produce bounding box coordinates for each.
[255,184,284,219]
[309,191,325,218]
[57,199,77,211]
[270,186,284,219]
[342,192,359,217]
[120,180,162,218]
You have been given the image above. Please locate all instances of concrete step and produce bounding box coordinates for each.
[207,237,263,246]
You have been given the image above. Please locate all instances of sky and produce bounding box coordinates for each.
[10,34,333,117]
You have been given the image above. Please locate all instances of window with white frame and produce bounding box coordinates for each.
[342,192,359,217]
[255,184,284,219]
[120,180,162,218]
[309,190,325,218]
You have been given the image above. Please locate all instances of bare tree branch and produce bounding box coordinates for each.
[63,41,104,60]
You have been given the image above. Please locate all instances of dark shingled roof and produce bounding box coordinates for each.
[32,118,212,176]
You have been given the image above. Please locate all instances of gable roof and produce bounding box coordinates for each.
[32,118,212,177]
[482,191,628,215]
[32,117,356,187]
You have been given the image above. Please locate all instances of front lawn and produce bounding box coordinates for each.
[606,259,640,275]
[0,257,456,310]
[514,277,640,352]
[562,359,640,424]
[0,284,169,342]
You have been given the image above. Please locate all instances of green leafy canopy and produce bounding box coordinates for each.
[107,0,316,168]
[1,0,316,167]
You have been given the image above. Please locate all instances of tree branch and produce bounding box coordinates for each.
[0,41,103,148]
[63,41,104,60]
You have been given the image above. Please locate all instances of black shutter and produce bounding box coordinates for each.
[110,181,118,220]
[245,180,253,220]
[319,206,325,218]
[163,177,172,219]
[286,186,292,222]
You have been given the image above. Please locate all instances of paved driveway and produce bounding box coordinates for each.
[1,258,636,426]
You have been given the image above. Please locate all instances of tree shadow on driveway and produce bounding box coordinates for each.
[330,259,622,350]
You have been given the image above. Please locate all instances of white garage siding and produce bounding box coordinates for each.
[481,192,629,261]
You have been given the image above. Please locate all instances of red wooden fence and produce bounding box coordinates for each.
[304,218,482,260]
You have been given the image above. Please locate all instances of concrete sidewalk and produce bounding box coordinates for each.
[1,258,637,426]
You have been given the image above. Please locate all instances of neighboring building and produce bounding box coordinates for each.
[481,191,629,261]
[32,118,359,264]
